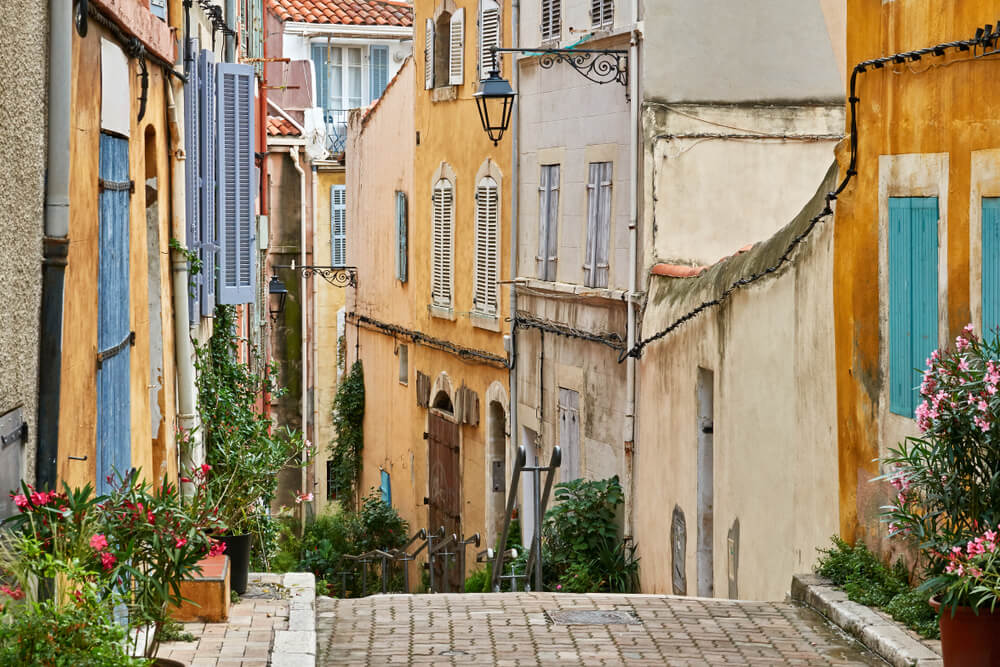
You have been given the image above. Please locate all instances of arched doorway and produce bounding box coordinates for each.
[427,390,461,591]
[487,400,506,543]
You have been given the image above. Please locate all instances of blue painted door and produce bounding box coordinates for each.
[888,196,938,417]
[983,198,1000,338]
[97,133,132,494]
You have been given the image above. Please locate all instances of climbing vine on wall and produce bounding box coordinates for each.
[330,360,365,507]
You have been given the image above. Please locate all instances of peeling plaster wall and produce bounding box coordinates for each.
[0,0,46,489]
[635,166,840,601]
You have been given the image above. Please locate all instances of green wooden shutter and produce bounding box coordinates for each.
[396,191,408,282]
[983,198,1000,337]
[889,197,938,417]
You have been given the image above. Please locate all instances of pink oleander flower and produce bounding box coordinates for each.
[100,552,117,571]
[12,494,28,510]
[0,585,24,600]
[90,534,109,552]
[175,537,188,549]
[201,463,212,474]
[959,358,971,372]
[208,540,227,557]
[294,491,314,504]
[968,539,986,556]
[180,476,192,484]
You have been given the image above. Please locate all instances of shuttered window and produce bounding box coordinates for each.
[479,0,501,79]
[558,388,580,482]
[984,198,1000,336]
[537,165,560,281]
[216,63,257,305]
[541,0,561,41]
[474,176,500,317]
[370,45,389,100]
[584,162,612,288]
[198,49,218,317]
[331,184,346,267]
[449,8,465,85]
[425,18,435,89]
[889,197,939,417]
[396,191,408,282]
[150,0,167,20]
[184,39,202,322]
[431,179,454,308]
[590,0,613,29]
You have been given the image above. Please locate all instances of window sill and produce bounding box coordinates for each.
[431,86,457,103]
[516,277,627,302]
[429,304,456,320]
[471,312,501,332]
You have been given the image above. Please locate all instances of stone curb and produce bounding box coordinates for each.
[791,573,942,667]
[270,572,316,667]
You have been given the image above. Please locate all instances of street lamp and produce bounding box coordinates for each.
[474,46,629,144]
[268,274,288,321]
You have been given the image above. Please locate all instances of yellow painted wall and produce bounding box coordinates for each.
[835,1,1000,548]
[60,20,177,491]
[313,168,347,517]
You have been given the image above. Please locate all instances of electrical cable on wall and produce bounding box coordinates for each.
[620,23,1000,363]
[513,311,625,351]
[348,313,509,368]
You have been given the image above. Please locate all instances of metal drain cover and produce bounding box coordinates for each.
[547,609,640,625]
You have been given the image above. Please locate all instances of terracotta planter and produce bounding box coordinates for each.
[930,597,1000,666]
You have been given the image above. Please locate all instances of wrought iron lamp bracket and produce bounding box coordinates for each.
[491,47,629,93]
[275,263,357,288]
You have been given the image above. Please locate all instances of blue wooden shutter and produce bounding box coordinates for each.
[97,133,132,494]
[184,39,201,322]
[370,45,389,100]
[983,198,1000,337]
[331,184,346,266]
[199,49,218,316]
[216,63,257,304]
[396,191,408,282]
[150,0,167,20]
[889,197,938,417]
[380,470,391,506]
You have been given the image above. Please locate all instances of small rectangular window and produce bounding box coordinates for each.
[380,470,392,506]
[590,0,613,29]
[396,191,408,282]
[326,459,336,500]
[398,344,408,385]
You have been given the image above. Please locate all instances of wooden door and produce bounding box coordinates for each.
[427,412,461,592]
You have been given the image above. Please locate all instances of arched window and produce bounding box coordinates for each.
[474,176,499,317]
[431,178,454,308]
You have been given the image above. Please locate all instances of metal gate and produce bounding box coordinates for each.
[427,412,461,591]
[96,133,132,494]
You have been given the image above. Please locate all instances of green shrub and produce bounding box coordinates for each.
[815,536,939,639]
[464,566,491,593]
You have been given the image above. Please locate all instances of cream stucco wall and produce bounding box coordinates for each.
[635,166,840,601]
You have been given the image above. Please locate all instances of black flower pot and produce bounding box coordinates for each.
[220,533,251,595]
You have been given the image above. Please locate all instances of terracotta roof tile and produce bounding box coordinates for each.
[267,116,302,136]
[267,0,413,27]
[651,245,755,279]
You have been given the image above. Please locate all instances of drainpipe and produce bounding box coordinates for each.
[623,2,640,537]
[290,147,307,534]
[36,0,73,491]
[508,0,520,519]
[166,76,201,484]
[310,163,319,511]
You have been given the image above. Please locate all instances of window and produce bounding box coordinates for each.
[558,388,580,482]
[370,45,389,100]
[216,62,257,305]
[590,0,613,29]
[984,198,1000,335]
[396,191,408,282]
[380,470,392,506]
[584,162,612,288]
[479,0,501,80]
[537,165,560,281]
[541,0,561,41]
[312,45,362,152]
[331,185,346,267]
[398,344,408,384]
[888,196,939,417]
[326,460,336,500]
[474,176,500,317]
[431,179,454,308]
[150,0,167,20]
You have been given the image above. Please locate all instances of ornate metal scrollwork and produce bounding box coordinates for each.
[536,50,628,87]
[298,266,357,288]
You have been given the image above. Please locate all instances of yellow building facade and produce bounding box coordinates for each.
[834,1,1000,550]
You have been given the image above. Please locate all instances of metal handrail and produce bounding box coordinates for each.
[428,532,458,593]
[455,533,481,593]
[490,445,527,591]
[524,446,562,591]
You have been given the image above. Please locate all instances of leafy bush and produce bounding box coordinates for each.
[541,476,639,593]
[329,360,365,507]
[464,566,491,593]
[816,536,939,638]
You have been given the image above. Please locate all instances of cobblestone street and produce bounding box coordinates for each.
[316,593,885,666]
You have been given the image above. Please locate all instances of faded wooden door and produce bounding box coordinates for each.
[427,412,461,591]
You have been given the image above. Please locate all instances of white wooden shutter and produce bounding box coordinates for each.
[591,0,613,28]
[558,388,580,481]
[331,184,346,266]
[432,179,454,307]
[536,165,559,281]
[541,0,561,41]
[216,63,256,305]
[425,18,435,89]
[479,0,501,79]
[595,162,612,287]
[449,8,465,85]
[474,177,499,316]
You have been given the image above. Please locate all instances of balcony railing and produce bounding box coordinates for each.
[324,108,349,155]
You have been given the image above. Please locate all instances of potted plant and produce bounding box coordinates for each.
[879,324,1000,665]
[195,305,309,593]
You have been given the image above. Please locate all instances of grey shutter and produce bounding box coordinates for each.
[216,63,257,305]
[312,45,329,109]
[370,45,389,99]
[199,49,217,317]
[537,165,559,280]
[584,162,611,287]
[396,191,408,282]
[479,0,501,79]
[558,388,580,482]
[425,19,435,90]
[331,184,346,266]
[150,0,167,20]
[541,0,561,40]
[591,0,613,28]
[184,38,201,322]
[449,8,465,85]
